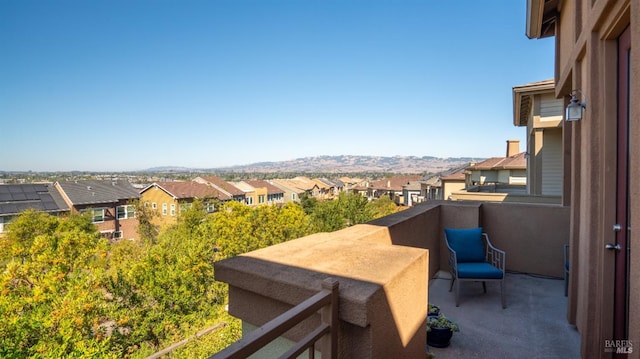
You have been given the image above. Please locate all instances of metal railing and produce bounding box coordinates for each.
[211,278,339,359]
[146,322,227,359]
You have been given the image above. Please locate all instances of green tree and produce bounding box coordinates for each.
[0,211,115,358]
[134,199,159,246]
[0,209,58,264]
[105,201,221,354]
[309,200,344,232]
[336,192,373,227]
[367,195,398,219]
[299,192,317,215]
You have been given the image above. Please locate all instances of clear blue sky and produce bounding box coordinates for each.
[0,1,554,172]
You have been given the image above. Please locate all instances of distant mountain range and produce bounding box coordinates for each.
[146,155,483,174]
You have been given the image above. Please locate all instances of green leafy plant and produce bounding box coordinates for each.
[427,303,440,316]
[426,314,459,332]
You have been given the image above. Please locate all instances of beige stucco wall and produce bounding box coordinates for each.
[449,191,562,204]
[442,180,465,200]
[551,0,638,356]
[216,228,429,358]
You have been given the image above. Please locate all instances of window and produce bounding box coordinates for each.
[0,215,14,233]
[152,202,157,209]
[258,195,265,204]
[245,197,253,205]
[179,202,193,213]
[162,203,167,216]
[206,202,215,213]
[113,231,123,239]
[170,204,176,216]
[144,202,149,208]
[83,208,105,223]
[116,205,136,219]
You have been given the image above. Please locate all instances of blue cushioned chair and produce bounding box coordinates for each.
[444,227,506,308]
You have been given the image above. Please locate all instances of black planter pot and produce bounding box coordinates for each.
[427,327,454,348]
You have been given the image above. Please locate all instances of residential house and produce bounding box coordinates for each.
[310,178,333,199]
[402,181,423,206]
[466,140,527,188]
[244,180,285,205]
[231,181,259,206]
[526,0,638,354]
[139,181,227,227]
[422,163,472,202]
[513,79,563,197]
[272,177,319,199]
[367,175,422,204]
[419,175,441,201]
[329,178,345,194]
[269,179,305,204]
[440,171,466,201]
[339,176,365,193]
[0,183,70,234]
[291,177,321,198]
[193,176,246,203]
[55,180,140,240]
[446,141,539,203]
[313,178,340,199]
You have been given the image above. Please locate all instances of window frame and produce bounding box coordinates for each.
[116,205,136,220]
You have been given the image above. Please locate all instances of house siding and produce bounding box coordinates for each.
[140,186,177,227]
[541,129,562,196]
[539,94,564,121]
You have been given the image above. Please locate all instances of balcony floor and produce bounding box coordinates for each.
[427,271,580,359]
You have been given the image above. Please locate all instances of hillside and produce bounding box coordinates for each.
[212,155,482,174]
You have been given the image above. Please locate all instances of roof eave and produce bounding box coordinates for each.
[512,79,555,126]
[526,0,557,39]
[526,0,545,39]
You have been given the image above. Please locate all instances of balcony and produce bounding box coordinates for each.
[214,200,577,358]
[427,271,579,358]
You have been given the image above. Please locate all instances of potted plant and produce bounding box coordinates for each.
[427,303,440,318]
[426,313,459,348]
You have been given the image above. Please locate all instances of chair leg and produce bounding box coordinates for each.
[564,272,568,297]
[449,277,455,292]
[482,281,487,293]
[455,278,460,307]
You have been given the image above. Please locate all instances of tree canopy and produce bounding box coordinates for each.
[0,194,398,357]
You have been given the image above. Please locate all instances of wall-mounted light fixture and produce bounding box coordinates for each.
[566,90,586,121]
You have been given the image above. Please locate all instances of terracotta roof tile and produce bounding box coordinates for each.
[469,152,526,171]
[151,181,229,200]
[244,180,285,195]
[199,176,245,196]
[369,175,422,191]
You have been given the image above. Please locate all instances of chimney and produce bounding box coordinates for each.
[506,140,520,157]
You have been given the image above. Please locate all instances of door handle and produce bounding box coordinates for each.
[613,224,622,231]
[605,243,621,251]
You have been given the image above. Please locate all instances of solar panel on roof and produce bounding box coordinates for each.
[25,191,40,200]
[0,193,12,201]
[42,202,58,211]
[5,204,19,213]
[12,193,27,201]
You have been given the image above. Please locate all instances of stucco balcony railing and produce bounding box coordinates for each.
[214,200,574,358]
